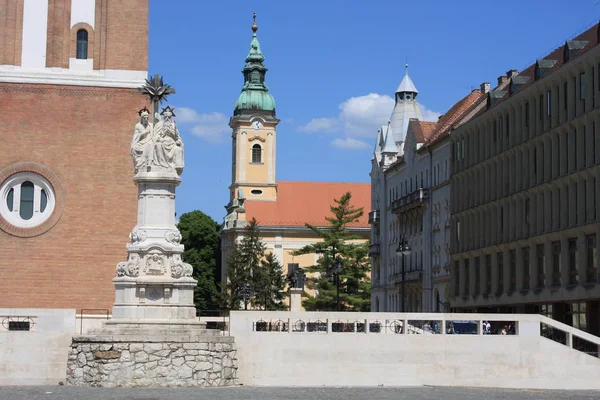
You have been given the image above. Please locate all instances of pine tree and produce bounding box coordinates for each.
[253,252,286,310]
[221,218,266,310]
[291,192,371,311]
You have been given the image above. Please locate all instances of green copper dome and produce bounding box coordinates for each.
[234,18,276,116]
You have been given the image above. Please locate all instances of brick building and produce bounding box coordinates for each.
[0,0,148,312]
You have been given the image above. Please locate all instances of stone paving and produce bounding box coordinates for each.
[2,386,600,400]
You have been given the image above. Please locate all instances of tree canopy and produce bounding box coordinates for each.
[177,210,221,312]
[291,192,371,311]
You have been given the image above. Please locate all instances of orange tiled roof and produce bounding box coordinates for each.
[408,119,436,143]
[425,89,486,145]
[244,181,371,228]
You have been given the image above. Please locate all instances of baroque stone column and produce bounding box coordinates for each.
[111,106,198,323]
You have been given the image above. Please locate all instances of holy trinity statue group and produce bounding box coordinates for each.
[131,106,184,175]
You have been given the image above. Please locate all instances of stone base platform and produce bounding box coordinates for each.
[66,325,238,388]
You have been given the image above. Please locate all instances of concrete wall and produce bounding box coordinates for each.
[0,308,75,385]
[229,311,600,389]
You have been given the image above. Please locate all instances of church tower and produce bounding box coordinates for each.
[229,14,279,202]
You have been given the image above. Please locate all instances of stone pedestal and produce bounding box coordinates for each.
[112,170,197,321]
[66,331,238,387]
[289,288,302,312]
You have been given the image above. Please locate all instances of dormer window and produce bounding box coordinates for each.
[76,29,88,59]
[251,144,262,163]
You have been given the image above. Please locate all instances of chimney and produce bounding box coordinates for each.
[506,69,518,78]
[497,76,508,86]
[480,82,490,94]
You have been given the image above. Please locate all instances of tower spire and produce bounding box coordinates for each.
[233,12,276,116]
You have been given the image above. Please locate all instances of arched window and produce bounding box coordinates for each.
[251,144,262,163]
[76,29,88,59]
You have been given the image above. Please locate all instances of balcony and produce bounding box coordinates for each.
[392,188,429,214]
[368,210,380,225]
[368,243,380,256]
[393,266,423,284]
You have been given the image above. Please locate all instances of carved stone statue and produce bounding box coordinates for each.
[130,108,154,173]
[152,106,184,175]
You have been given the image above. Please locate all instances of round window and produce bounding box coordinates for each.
[0,172,56,228]
[251,189,263,196]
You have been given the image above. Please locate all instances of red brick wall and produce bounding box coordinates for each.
[0,83,148,312]
[0,0,24,66]
[95,0,148,72]
[45,0,71,68]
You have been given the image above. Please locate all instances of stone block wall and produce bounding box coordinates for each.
[66,337,238,387]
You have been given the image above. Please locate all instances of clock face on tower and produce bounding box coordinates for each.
[251,120,263,130]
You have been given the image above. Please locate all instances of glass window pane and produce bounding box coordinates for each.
[40,189,47,213]
[76,29,88,59]
[19,181,34,220]
[7,188,14,211]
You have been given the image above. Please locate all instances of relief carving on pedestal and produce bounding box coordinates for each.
[170,254,193,278]
[165,230,182,244]
[129,228,147,244]
[116,253,141,277]
[145,253,166,275]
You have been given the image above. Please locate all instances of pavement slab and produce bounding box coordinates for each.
[1,386,600,400]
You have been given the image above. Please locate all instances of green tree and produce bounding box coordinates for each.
[221,218,266,310]
[291,192,371,311]
[177,210,221,312]
[253,252,287,310]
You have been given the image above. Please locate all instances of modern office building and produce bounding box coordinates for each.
[450,24,600,335]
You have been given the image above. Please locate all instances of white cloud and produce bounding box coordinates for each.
[297,94,441,149]
[297,117,339,134]
[420,105,442,123]
[174,107,230,143]
[330,138,370,150]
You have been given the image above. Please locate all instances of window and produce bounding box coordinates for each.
[539,94,543,120]
[587,235,597,283]
[485,254,492,294]
[580,72,586,101]
[497,253,504,294]
[523,247,530,290]
[251,144,262,163]
[474,256,480,295]
[568,238,578,285]
[454,261,460,296]
[76,29,88,60]
[0,172,55,228]
[509,250,516,291]
[552,241,561,286]
[464,259,470,296]
[546,90,552,116]
[564,81,568,111]
[525,102,529,128]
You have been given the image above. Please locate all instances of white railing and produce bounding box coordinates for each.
[233,311,600,358]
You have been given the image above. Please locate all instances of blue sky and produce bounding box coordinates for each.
[148,0,597,222]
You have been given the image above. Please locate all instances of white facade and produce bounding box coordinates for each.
[370,69,487,312]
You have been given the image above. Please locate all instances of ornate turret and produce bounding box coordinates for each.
[234,13,276,116]
[389,64,422,147]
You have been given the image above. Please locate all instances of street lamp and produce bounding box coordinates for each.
[238,284,253,311]
[396,235,411,312]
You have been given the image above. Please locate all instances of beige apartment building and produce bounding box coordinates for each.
[450,24,600,335]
